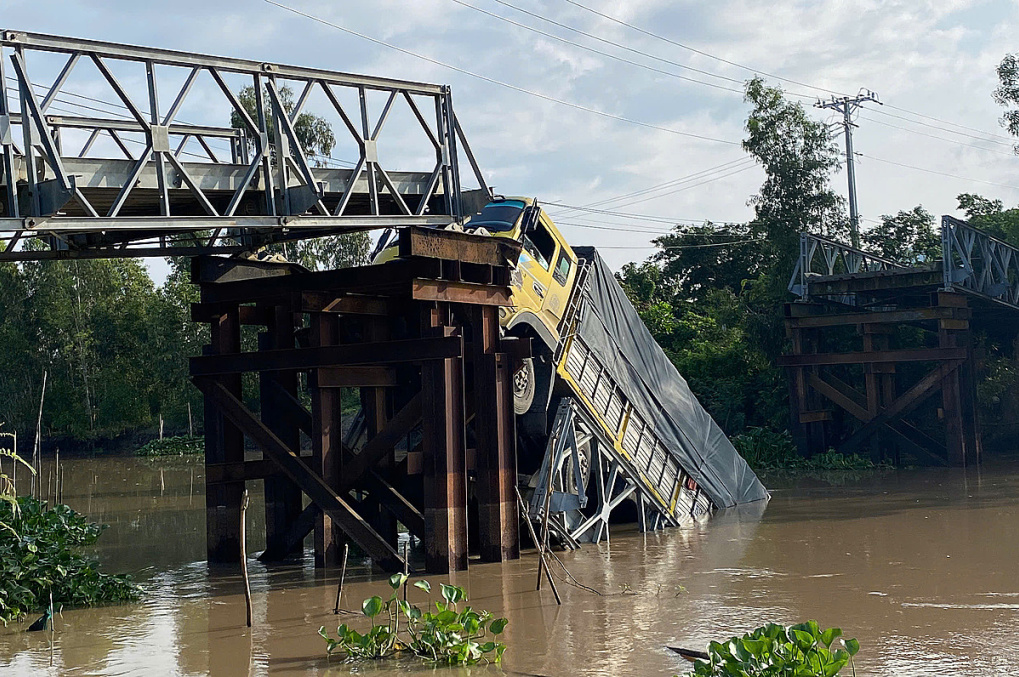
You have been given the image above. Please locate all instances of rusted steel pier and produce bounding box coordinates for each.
[190,227,523,573]
[780,218,1019,467]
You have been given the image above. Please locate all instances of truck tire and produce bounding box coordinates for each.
[513,357,536,415]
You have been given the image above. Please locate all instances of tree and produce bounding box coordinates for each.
[994,53,1019,153]
[743,77,848,248]
[231,84,336,163]
[862,206,941,264]
[230,84,370,271]
[956,193,1019,243]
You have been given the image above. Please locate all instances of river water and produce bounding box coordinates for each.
[2,453,1019,676]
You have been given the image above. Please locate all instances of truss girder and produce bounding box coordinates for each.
[0,29,495,261]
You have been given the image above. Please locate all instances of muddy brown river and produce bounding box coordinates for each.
[2,454,1019,676]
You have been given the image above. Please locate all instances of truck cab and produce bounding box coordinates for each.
[373,196,578,420]
[374,196,578,350]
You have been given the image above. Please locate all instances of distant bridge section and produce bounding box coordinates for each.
[790,216,1019,312]
[0,30,491,261]
[782,216,1019,468]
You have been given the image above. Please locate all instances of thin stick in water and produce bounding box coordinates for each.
[403,541,409,604]
[514,486,561,605]
[333,543,349,614]
[240,489,252,628]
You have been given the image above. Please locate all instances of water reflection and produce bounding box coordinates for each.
[1,455,1019,675]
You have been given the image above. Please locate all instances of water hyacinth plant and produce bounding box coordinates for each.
[684,621,859,677]
[319,574,508,665]
[0,496,140,624]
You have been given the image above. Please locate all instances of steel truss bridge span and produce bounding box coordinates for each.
[790,216,1019,313]
[0,30,492,261]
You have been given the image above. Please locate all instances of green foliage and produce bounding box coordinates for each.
[0,427,33,528]
[230,85,370,272]
[319,576,507,665]
[684,622,859,677]
[743,77,848,286]
[134,435,204,457]
[862,206,941,264]
[733,428,879,477]
[0,257,203,441]
[0,496,140,625]
[994,53,1019,153]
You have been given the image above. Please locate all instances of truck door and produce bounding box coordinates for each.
[520,215,573,331]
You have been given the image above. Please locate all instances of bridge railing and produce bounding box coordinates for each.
[942,216,1019,309]
[788,232,907,299]
[0,30,491,260]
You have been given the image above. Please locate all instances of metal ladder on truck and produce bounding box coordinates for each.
[528,259,712,546]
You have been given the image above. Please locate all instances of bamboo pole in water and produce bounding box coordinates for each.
[32,371,47,499]
[333,543,349,614]
[240,489,252,628]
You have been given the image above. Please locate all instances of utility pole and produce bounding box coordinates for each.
[816,90,881,249]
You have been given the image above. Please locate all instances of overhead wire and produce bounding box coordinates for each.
[451,0,745,93]
[262,0,740,145]
[859,153,1019,192]
[557,0,1019,157]
[559,0,846,97]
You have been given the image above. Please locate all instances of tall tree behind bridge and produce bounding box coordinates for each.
[617,78,849,437]
[230,85,370,270]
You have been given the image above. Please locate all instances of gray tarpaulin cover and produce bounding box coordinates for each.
[573,247,769,508]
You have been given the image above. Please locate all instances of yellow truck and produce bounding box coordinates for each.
[374,196,767,543]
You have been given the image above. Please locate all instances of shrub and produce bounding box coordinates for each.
[134,435,204,457]
[0,496,140,624]
[319,575,508,665]
[684,621,859,677]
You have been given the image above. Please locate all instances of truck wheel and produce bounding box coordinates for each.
[513,358,536,415]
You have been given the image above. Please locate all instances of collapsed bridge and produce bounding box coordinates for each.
[1,30,767,574]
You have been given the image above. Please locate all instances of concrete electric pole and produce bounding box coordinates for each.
[815,90,881,249]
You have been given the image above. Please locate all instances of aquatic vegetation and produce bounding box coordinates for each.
[319,575,508,665]
[683,621,859,677]
[733,428,883,476]
[0,496,140,625]
[134,435,204,457]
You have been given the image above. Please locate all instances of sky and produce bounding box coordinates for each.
[5,0,1019,283]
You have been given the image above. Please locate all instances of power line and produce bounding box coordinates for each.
[559,0,1019,151]
[858,113,1019,158]
[882,102,1018,145]
[860,152,1019,192]
[559,0,845,98]
[453,0,744,92]
[546,157,753,218]
[263,0,740,146]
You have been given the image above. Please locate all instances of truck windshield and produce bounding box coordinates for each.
[468,200,525,232]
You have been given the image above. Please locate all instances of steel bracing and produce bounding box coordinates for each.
[790,218,1019,313]
[0,30,491,261]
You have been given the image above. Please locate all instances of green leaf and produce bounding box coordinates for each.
[490,617,508,635]
[388,573,408,590]
[414,580,432,594]
[820,627,842,648]
[441,583,460,604]
[362,595,384,618]
[844,638,860,656]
